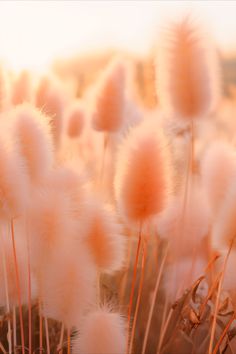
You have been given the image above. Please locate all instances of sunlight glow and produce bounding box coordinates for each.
[0,1,235,71]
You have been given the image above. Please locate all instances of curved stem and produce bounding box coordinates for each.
[0,342,7,354]
[212,313,235,354]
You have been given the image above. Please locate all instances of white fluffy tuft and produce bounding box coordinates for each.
[156,17,220,120]
[92,59,126,132]
[115,119,170,223]
[84,202,125,274]
[201,141,236,215]
[212,182,236,250]
[12,103,54,185]
[40,243,96,328]
[157,182,210,256]
[73,307,126,354]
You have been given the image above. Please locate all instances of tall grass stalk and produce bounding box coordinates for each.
[142,244,169,354]
[0,228,12,353]
[126,223,142,353]
[208,237,235,354]
[10,219,25,354]
[128,239,147,354]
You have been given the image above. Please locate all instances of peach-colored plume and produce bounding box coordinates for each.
[212,182,236,250]
[12,104,53,185]
[84,202,125,274]
[46,165,89,223]
[92,59,126,132]
[35,77,66,146]
[201,141,236,215]
[40,244,96,328]
[28,185,79,269]
[115,119,169,223]
[73,307,125,354]
[11,70,32,106]
[156,17,220,120]
[42,88,65,146]
[157,182,210,257]
[0,138,28,219]
[35,76,52,109]
[66,101,85,139]
[219,250,236,291]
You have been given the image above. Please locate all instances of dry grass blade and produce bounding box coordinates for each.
[212,313,235,354]
[208,238,235,354]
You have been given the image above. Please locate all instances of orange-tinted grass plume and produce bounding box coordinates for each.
[12,103,54,185]
[201,141,236,216]
[11,70,32,106]
[92,59,127,133]
[73,307,126,354]
[156,16,220,120]
[0,136,29,220]
[115,119,170,224]
[66,100,85,139]
[84,201,125,274]
[40,244,96,329]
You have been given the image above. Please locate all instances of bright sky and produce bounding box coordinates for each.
[0,0,235,71]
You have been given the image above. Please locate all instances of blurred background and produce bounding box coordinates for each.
[0,0,235,107]
[0,2,235,352]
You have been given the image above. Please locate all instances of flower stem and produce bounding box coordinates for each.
[10,219,25,354]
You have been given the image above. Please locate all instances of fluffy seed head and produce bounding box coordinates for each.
[44,89,65,145]
[11,70,32,105]
[66,101,85,138]
[156,17,220,120]
[12,104,53,185]
[0,137,28,219]
[115,119,169,223]
[84,202,125,273]
[40,244,96,328]
[46,165,89,223]
[35,76,51,109]
[92,59,126,132]
[157,182,210,256]
[212,183,236,250]
[29,184,79,269]
[201,141,236,215]
[36,78,65,146]
[73,307,125,354]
